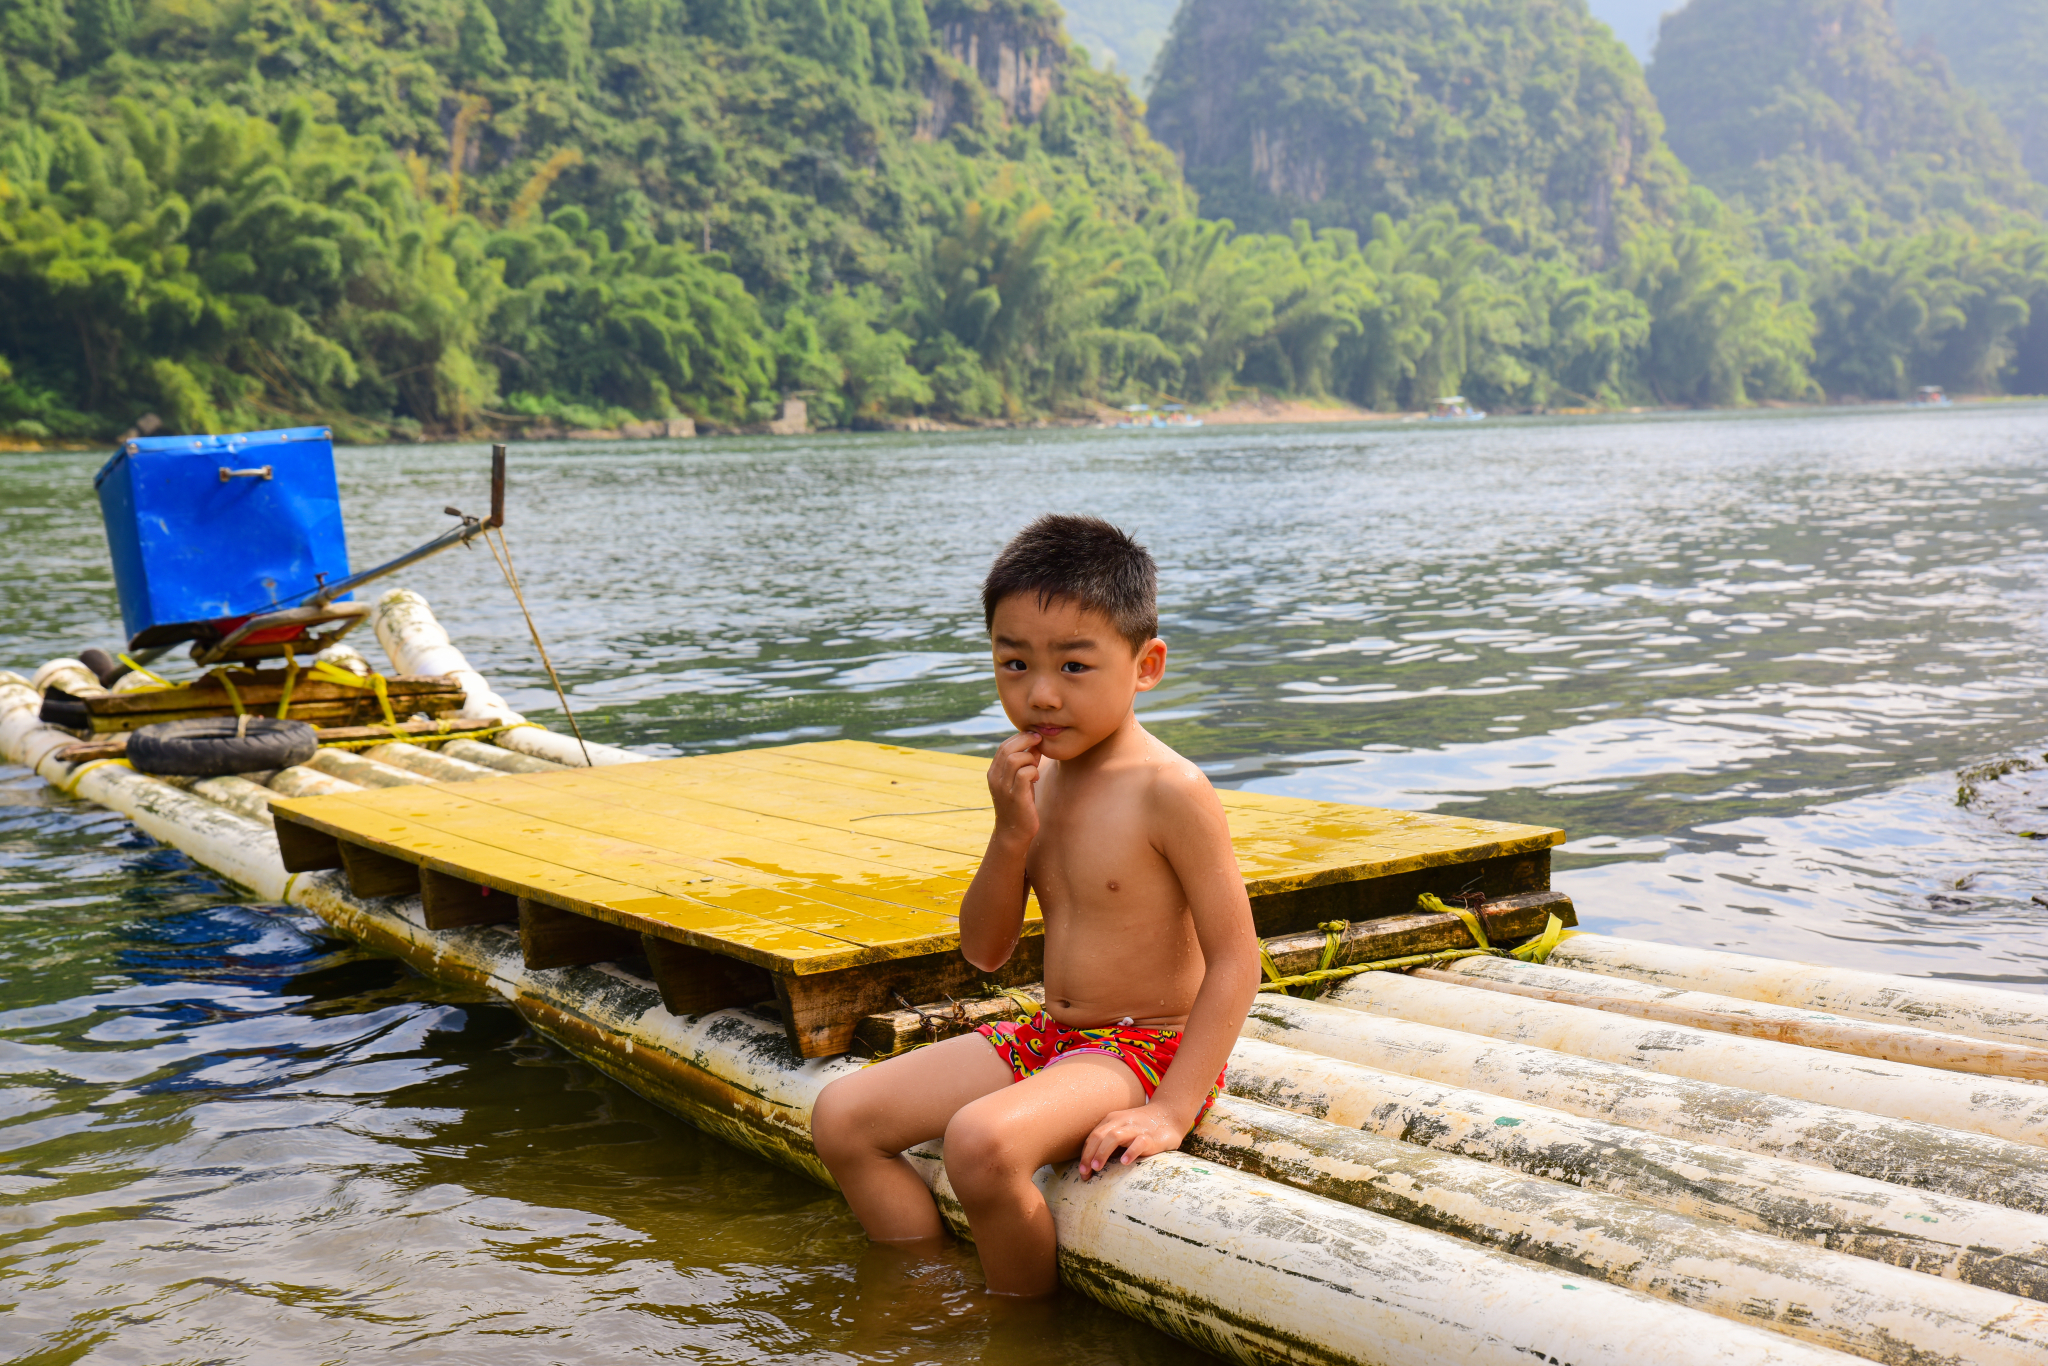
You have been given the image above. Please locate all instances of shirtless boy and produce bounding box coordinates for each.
[811,514,1262,1298]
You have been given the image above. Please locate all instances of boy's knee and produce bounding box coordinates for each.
[943,1108,1028,1194]
[810,1076,874,1162]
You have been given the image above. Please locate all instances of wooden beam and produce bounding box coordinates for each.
[1244,849,1552,938]
[642,935,775,1017]
[848,891,1577,1060]
[852,985,1045,1058]
[1259,889,1575,978]
[338,840,420,899]
[519,898,641,971]
[775,937,1047,1059]
[272,810,343,872]
[55,719,511,765]
[420,867,515,929]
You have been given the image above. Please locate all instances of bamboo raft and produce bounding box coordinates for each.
[10,589,2048,1366]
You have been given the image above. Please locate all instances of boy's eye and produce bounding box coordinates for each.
[1060,661,1089,674]
[1001,659,1026,671]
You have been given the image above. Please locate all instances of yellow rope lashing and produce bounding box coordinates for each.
[310,659,405,737]
[275,645,299,719]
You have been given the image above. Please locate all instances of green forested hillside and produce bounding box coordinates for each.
[1643,0,2048,400]
[1894,0,2048,183]
[1148,0,1688,263]
[1649,0,2040,253]
[2,0,2043,439]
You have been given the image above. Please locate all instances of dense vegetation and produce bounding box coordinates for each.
[1643,0,2048,399]
[3,0,2046,439]
[1894,0,2048,183]
[1650,0,2040,253]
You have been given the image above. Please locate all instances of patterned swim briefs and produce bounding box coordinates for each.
[976,1008,1225,1122]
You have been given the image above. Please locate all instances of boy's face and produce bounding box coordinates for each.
[989,593,1165,762]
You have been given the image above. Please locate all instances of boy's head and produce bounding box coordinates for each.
[983,516,1165,759]
[981,515,1158,650]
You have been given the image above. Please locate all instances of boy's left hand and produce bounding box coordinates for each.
[1077,1105,1188,1178]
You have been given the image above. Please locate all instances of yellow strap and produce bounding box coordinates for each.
[1316,921,1347,972]
[309,660,404,736]
[216,671,246,717]
[116,654,174,689]
[996,987,1041,1021]
[1510,914,1567,964]
[311,659,372,687]
[1419,892,1491,950]
[276,645,299,719]
[1258,943,1291,996]
[1256,945,1502,992]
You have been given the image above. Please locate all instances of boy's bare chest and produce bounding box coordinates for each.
[1027,792,1180,913]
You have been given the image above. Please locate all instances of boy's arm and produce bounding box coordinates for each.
[959,730,1043,972]
[1079,770,1261,1176]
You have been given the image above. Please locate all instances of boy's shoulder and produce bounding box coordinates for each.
[1117,730,1225,823]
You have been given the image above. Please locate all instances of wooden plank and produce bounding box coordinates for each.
[852,986,1045,1058]
[268,791,884,972]
[273,809,344,872]
[709,742,1563,895]
[450,768,984,889]
[1257,890,1576,977]
[339,839,421,899]
[53,720,514,765]
[419,867,515,929]
[84,673,463,717]
[520,898,642,970]
[641,935,775,1017]
[776,934,1048,1059]
[331,785,973,957]
[849,891,1577,1060]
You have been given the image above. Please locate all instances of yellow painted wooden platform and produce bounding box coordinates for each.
[270,739,1563,1055]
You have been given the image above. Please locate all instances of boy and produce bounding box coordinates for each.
[811,514,1262,1298]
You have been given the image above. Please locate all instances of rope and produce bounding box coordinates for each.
[215,670,250,739]
[310,659,406,738]
[116,655,175,689]
[275,645,299,720]
[313,723,519,753]
[482,525,591,767]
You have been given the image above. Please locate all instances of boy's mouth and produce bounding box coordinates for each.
[1029,725,1067,739]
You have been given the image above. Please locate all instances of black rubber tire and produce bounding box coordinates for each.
[127,717,320,778]
[79,648,129,688]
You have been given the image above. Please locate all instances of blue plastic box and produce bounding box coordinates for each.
[94,427,353,645]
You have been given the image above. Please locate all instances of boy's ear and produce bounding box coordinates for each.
[1134,637,1167,692]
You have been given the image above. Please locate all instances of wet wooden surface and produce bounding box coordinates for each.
[269,739,1564,1054]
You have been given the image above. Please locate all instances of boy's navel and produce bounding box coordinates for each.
[1106,880,1119,892]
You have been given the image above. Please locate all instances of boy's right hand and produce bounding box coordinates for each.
[988,730,1043,845]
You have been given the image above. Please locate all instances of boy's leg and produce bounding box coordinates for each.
[812,1033,1016,1242]
[942,1052,1146,1297]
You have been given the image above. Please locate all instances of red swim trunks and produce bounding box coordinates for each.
[976,1008,1225,1123]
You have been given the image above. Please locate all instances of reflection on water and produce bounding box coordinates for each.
[5,403,2048,1359]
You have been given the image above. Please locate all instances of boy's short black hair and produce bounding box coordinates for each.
[982,515,1159,651]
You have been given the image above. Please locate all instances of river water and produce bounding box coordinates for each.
[5,405,2048,1361]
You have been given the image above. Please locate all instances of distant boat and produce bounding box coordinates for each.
[1113,402,1203,429]
[1913,385,1952,407]
[1430,395,1486,421]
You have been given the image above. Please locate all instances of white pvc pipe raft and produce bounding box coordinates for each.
[1222,1036,2048,1302]
[1242,994,2048,1214]
[1551,933,2048,1050]
[904,1145,1862,1366]
[1320,969,2048,1148]
[370,587,646,768]
[1427,956,2048,1079]
[16,592,2048,1363]
[1186,1093,2048,1363]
